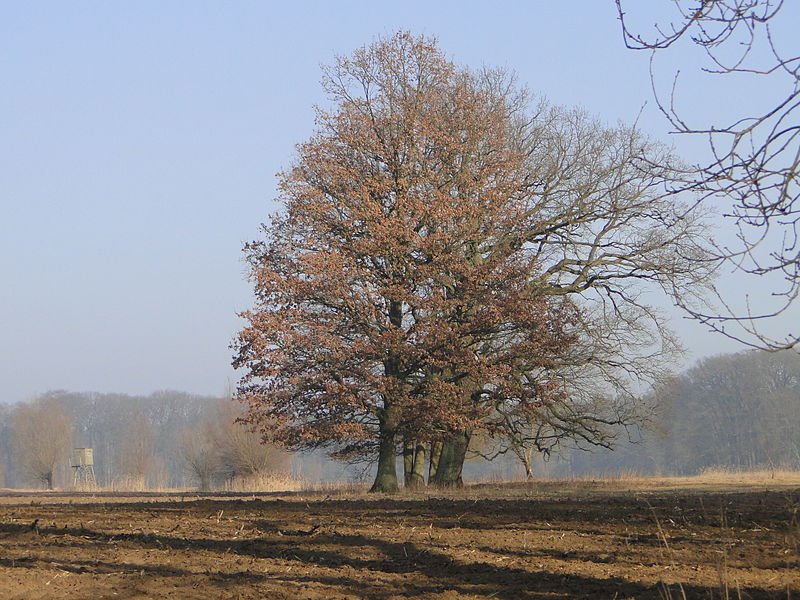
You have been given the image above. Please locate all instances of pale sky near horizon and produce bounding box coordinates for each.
[1,2,797,404]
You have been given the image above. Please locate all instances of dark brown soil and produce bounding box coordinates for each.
[1,483,798,599]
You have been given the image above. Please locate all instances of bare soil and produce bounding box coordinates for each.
[1,480,798,599]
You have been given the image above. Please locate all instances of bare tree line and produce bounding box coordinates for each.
[0,391,289,490]
[560,349,800,476]
[1,348,796,489]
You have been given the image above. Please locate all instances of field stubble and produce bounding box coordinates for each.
[0,473,798,599]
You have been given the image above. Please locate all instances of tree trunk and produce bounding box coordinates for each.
[408,442,427,488]
[429,431,470,488]
[403,438,415,487]
[44,471,53,490]
[371,300,402,494]
[371,428,399,493]
[370,410,399,493]
[429,440,443,481]
[523,459,534,481]
[511,443,535,480]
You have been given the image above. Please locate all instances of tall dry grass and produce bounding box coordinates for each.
[222,472,303,493]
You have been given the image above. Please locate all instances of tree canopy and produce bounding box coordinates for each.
[233,32,713,492]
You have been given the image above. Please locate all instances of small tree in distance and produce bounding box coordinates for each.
[179,401,290,491]
[179,423,221,491]
[212,400,291,484]
[11,397,72,489]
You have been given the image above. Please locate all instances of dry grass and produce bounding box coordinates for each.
[695,465,800,482]
[59,471,307,494]
[299,479,370,496]
[222,472,304,493]
[8,468,800,499]
[107,475,149,492]
[530,468,800,491]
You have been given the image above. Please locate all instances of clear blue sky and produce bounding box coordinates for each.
[1,2,796,404]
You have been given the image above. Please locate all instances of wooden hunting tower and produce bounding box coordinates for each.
[71,448,96,487]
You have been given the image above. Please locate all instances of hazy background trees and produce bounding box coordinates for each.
[558,349,800,477]
[0,404,10,487]
[0,391,293,490]
[115,410,157,490]
[654,350,800,472]
[0,349,796,490]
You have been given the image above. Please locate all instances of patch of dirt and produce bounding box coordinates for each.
[0,484,798,599]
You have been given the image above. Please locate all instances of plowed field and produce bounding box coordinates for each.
[1,481,798,599]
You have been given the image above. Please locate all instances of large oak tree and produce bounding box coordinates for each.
[234,32,712,492]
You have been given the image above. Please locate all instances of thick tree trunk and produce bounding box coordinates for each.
[371,299,403,494]
[429,431,470,488]
[371,427,399,493]
[429,440,443,481]
[44,472,53,490]
[408,442,427,488]
[403,438,427,488]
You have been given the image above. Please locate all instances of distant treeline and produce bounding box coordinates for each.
[0,391,303,489]
[561,349,800,477]
[1,350,798,489]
